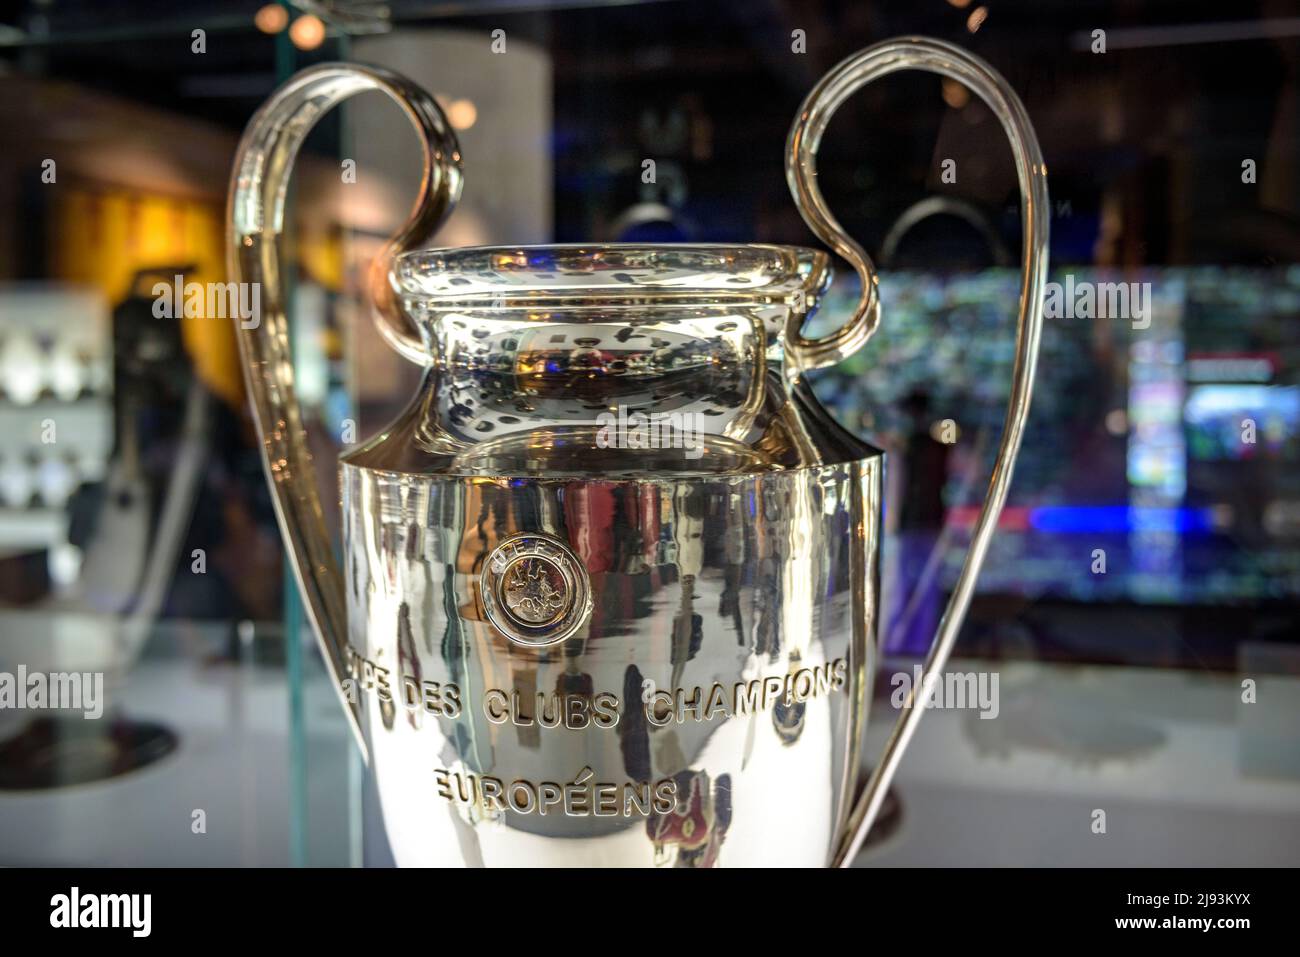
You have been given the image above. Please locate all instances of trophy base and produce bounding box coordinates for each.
[0,714,177,790]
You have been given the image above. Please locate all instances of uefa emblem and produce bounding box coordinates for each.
[481,534,592,646]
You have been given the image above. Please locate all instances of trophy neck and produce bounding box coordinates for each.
[341,361,880,480]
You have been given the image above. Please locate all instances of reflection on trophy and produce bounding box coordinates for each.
[229,37,1047,866]
[648,769,732,868]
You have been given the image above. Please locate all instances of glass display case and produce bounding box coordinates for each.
[0,0,1297,868]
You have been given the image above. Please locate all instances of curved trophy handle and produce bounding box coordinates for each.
[785,37,1049,866]
[227,64,463,760]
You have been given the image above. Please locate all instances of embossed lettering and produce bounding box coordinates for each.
[453,770,474,803]
[564,768,594,815]
[536,695,561,729]
[675,687,704,723]
[815,665,833,696]
[646,691,674,727]
[401,676,455,716]
[484,689,509,723]
[703,683,730,721]
[538,782,563,815]
[763,675,785,708]
[594,783,619,816]
[566,695,589,729]
[484,689,622,730]
[443,684,462,718]
[653,779,677,814]
[591,692,620,728]
[624,782,651,816]
[434,768,452,801]
[733,680,762,715]
[434,768,673,818]
[509,781,536,813]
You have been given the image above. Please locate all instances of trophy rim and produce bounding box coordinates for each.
[392,242,831,304]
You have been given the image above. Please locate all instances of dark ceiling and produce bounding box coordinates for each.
[2,0,1296,263]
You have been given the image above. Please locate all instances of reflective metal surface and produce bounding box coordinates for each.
[229,37,1047,866]
[343,454,879,866]
[340,244,883,865]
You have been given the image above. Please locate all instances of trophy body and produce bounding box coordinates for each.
[344,458,880,866]
[229,38,1048,867]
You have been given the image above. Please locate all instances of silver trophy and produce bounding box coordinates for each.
[228,37,1047,867]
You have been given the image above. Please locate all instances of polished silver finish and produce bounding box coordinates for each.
[229,36,1047,866]
[342,455,878,865]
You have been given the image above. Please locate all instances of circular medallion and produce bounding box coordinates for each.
[481,534,591,646]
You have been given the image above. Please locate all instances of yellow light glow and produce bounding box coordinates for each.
[289,14,326,50]
[447,98,478,131]
[254,4,288,34]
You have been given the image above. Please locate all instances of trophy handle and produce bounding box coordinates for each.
[227,64,463,760]
[785,37,1049,866]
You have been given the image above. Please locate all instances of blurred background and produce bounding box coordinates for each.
[0,0,1296,866]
